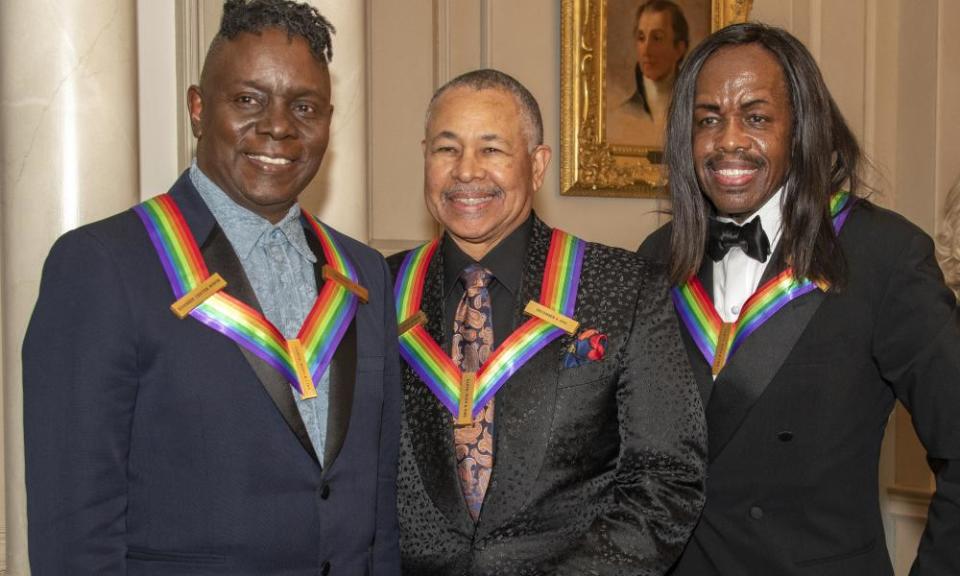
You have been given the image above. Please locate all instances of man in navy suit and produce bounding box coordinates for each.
[639,23,960,575]
[23,1,400,574]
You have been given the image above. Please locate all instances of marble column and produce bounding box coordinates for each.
[301,0,370,241]
[0,1,140,573]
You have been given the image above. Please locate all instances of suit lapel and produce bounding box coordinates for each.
[173,175,359,468]
[405,243,476,536]
[476,216,557,537]
[705,244,825,461]
[199,224,319,464]
[304,230,357,470]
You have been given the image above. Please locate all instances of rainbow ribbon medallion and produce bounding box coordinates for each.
[134,194,362,398]
[672,192,853,374]
[395,229,586,422]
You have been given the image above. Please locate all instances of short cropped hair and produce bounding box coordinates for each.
[210,0,335,65]
[425,69,544,149]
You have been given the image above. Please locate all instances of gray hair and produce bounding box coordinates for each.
[424,68,544,149]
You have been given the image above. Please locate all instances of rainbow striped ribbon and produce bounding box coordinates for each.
[395,229,585,420]
[672,192,853,374]
[134,194,361,398]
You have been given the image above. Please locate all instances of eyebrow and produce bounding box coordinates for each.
[430,131,508,144]
[233,80,325,100]
[693,98,771,112]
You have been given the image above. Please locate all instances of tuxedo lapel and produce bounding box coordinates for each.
[476,216,557,537]
[199,224,319,464]
[405,243,476,536]
[305,230,357,470]
[706,244,825,461]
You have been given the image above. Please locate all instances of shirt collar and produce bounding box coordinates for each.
[716,186,785,253]
[442,214,532,297]
[190,161,316,263]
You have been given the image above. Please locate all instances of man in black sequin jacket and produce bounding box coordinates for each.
[389,68,706,576]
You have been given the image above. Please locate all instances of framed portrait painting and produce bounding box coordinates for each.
[560,0,753,197]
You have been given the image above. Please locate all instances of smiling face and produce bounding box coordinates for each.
[423,87,551,260]
[635,9,687,82]
[188,28,333,223]
[693,44,793,220]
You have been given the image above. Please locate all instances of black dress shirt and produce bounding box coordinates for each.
[440,216,532,353]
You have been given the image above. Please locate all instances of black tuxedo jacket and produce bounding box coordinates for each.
[23,172,401,575]
[389,215,707,576]
[639,201,960,575]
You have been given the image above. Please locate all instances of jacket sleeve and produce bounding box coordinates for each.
[371,256,402,575]
[871,230,960,576]
[553,260,708,575]
[23,229,138,575]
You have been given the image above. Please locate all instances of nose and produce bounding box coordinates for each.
[256,101,295,139]
[452,149,485,182]
[716,119,750,153]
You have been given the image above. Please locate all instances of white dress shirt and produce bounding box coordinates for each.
[713,188,785,322]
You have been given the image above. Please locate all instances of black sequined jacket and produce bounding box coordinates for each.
[388,214,707,576]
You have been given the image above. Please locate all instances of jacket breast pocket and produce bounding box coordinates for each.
[557,360,611,389]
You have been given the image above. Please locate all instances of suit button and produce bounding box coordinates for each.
[321,560,330,575]
[321,484,331,500]
[777,431,794,442]
[749,506,764,520]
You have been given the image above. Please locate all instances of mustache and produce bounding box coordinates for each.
[704,151,766,170]
[442,184,504,200]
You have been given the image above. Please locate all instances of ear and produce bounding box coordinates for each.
[187,85,204,138]
[421,139,427,158]
[529,144,552,193]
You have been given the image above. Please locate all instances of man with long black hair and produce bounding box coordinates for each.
[640,22,960,575]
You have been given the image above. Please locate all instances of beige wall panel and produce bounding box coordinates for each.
[893,0,938,234]
[368,0,436,250]
[749,0,795,29]
[818,0,867,141]
[439,0,485,79]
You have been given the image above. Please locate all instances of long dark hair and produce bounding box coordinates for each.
[665,23,864,287]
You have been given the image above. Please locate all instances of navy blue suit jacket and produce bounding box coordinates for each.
[23,172,401,575]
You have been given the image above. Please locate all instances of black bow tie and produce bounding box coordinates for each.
[707,216,771,262]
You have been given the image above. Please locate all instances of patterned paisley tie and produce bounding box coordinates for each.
[452,264,495,521]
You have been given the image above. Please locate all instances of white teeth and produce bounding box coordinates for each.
[249,154,292,165]
[452,196,492,206]
[717,169,756,177]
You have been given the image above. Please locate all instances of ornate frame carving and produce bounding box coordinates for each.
[560,0,752,197]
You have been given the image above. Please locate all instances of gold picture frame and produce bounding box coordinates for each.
[560,0,753,197]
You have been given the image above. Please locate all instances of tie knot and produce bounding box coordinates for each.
[461,264,493,290]
[707,216,771,263]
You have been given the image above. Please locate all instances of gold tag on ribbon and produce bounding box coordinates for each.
[170,273,227,319]
[523,300,580,335]
[457,372,477,425]
[288,339,318,399]
[398,310,427,335]
[712,322,735,375]
[322,265,369,303]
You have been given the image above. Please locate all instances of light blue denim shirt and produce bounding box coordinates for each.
[191,162,330,458]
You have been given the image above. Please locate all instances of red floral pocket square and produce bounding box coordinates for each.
[563,328,607,368]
